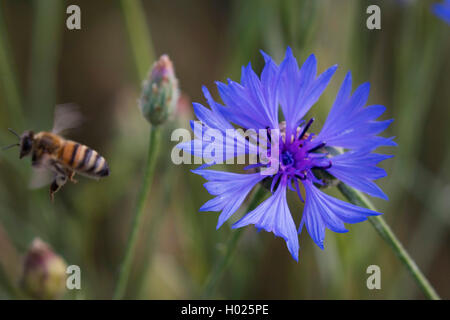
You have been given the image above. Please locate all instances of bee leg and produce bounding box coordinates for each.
[68,170,78,184]
[52,161,76,183]
[50,181,58,202]
[49,174,68,201]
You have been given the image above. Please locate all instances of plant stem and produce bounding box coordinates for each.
[28,0,63,129]
[119,0,155,80]
[113,125,160,299]
[337,182,440,300]
[0,3,25,129]
[202,187,267,299]
[115,0,159,300]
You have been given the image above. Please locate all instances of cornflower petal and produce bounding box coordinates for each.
[232,185,299,261]
[317,72,395,151]
[193,170,266,229]
[301,180,380,249]
[432,0,450,24]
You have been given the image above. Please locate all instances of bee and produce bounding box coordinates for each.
[3,104,110,200]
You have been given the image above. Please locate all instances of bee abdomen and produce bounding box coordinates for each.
[61,141,109,177]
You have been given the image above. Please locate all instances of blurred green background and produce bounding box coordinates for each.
[0,0,449,299]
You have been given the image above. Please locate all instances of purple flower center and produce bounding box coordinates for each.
[281,150,294,167]
[264,118,331,193]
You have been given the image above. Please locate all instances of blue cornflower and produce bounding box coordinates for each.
[432,0,450,24]
[179,47,395,261]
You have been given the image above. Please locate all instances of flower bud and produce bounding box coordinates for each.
[21,238,67,299]
[139,54,179,125]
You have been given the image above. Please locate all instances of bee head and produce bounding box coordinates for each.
[19,130,34,159]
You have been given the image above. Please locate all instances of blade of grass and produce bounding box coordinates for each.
[0,3,25,129]
[119,0,155,80]
[114,125,160,299]
[201,186,267,299]
[113,0,157,299]
[337,182,440,300]
[28,0,64,129]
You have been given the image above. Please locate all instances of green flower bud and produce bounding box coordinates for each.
[139,54,179,125]
[21,238,67,300]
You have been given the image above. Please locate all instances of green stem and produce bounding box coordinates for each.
[135,164,177,298]
[337,183,440,300]
[202,187,267,299]
[0,3,25,129]
[113,125,160,299]
[115,0,158,300]
[119,0,155,80]
[28,0,63,129]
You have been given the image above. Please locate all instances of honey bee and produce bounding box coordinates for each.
[3,104,110,200]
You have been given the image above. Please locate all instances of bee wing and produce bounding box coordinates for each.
[28,167,54,189]
[52,103,84,135]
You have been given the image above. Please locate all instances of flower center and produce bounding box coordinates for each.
[257,118,332,193]
[281,150,294,167]
[275,118,331,179]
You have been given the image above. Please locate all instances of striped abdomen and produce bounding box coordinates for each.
[60,140,109,177]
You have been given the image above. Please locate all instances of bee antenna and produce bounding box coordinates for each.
[2,143,20,151]
[7,128,21,139]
